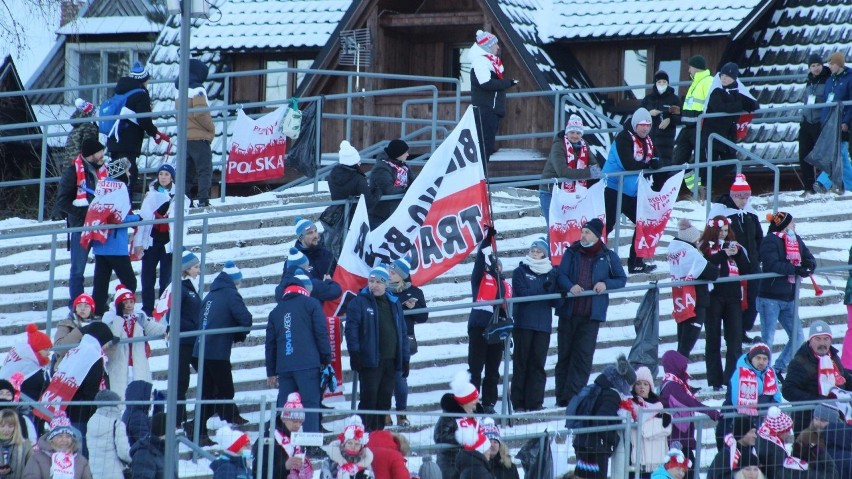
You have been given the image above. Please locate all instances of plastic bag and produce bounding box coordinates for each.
[517,435,553,479]
[281,98,302,139]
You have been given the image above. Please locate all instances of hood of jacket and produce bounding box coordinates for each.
[88,406,123,437]
[124,380,153,411]
[174,59,208,89]
[209,271,238,293]
[808,65,831,84]
[130,435,164,457]
[36,433,80,455]
[210,455,249,473]
[328,164,365,190]
[662,350,689,380]
[598,366,631,396]
[115,77,148,95]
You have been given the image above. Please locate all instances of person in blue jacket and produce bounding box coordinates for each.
[192,260,253,433]
[510,237,559,412]
[601,107,662,274]
[130,412,174,479]
[265,271,330,433]
[91,156,142,316]
[210,426,253,479]
[172,249,202,428]
[122,380,154,449]
[273,246,341,304]
[554,218,627,407]
[344,265,410,432]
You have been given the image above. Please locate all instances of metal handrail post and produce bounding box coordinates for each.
[346,76,353,141]
[614,175,624,248]
[38,134,49,222]
[220,76,231,202]
[46,234,58,333]
[695,415,704,475]
[694,116,703,201]
[499,335,511,422]
[191,216,210,461]
[314,97,323,193]
[430,88,438,152]
[633,406,643,479]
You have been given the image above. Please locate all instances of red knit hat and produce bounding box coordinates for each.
[663,447,689,470]
[450,370,479,406]
[763,406,793,434]
[730,174,752,199]
[26,323,52,355]
[114,284,135,310]
[73,293,96,309]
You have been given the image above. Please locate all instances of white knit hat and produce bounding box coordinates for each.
[339,140,361,166]
[212,426,251,454]
[450,370,479,405]
[565,114,584,134]
[338,415,369,445]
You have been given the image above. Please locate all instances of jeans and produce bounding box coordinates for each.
[539,189,552,226]
[68,231,91,306]
[758,296,801,371]
[393,371,408,411]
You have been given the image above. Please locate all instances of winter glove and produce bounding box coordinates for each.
[649,157,663,170]
[661,412,672,428]
[233,331,248,343]
[403,361,410,378]
[484,225,497,243]
[795,265,813,277]
[589,163,602,179]
[154,131,171,145]
[320,354,331,366]
[349,352,363,373]
[668,105,681,115]
[511,79,519,86]
[543,281,552,291]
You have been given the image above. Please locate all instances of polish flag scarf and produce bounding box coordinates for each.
[485,54,504,79]
[818,354,846,396]
[562,138,590,192]
[773,232,801,283]
[50,451,76,479]
[629,131,654,165]
[756,425,808,471]
[385,160,409,188]
[72,155,107,207]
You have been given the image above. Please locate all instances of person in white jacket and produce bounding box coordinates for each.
[85,390,131,479]
[612,366,672,479]
[104,285,166,399]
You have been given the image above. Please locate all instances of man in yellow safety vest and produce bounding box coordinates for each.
[673,55,714,198]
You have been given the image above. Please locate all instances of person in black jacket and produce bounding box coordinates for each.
[369,139,416,227]
[130,412,173,479]
[292,216,337,278]
[708,174,765,343]
[344,265,410,432]
[641,70,681,188]
[467,228,511,412]
[454,419,496,479]
[387,256,428,427]
[139,163,178,316]
[171,249,201,427]
[467,30,518,159]
[510,237,559,412]
[757,212,815,374]
[703,63,759,196]
[192,261,253,432]
[572,355,636,479]
[266,273,330,433]
[251,395,313,479]
[699,216,750,390]
[707,415,757,479]
[122,380,153,448]
[52,138,106,307]
[800,54,831,194]
[434,371,483,479]
[106,62,169,197]
[273,246,341,305]
[328,140,378,225]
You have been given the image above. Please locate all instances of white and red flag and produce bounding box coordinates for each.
[634,171,684,258]
[80,179,131,249]
[666,238,708,323]
[548,180,606,265]
[35,334,104,421]
[227,107,287,183]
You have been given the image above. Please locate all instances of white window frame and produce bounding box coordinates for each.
[65,41,154,104]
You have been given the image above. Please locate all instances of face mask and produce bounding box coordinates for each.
[656,85,667,94]
[241,450,253,462]
[580,241,596,248]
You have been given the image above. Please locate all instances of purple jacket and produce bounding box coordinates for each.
[659,351,721,449]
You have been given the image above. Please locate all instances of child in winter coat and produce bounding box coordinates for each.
[650,448,689,479]
[129,412,167,479]
[251,393,313,479]
[86,390,131,479]
[624,367,671,478]
[0,324,52,409]
[454,419,495,479]
[104,286,167,399]
[482,418,519,479]
[0,409,32,479]
[434,371,483,479]
[322,416,373,479]
[210,426,252,479]
[366,430,409,479]
[53,294,96,371]
[23,414,92,479]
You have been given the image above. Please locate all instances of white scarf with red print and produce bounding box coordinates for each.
[562,137,590,192]
[818,354,846,396]
[756,424,808,471]
[773,232,801,283]
[629,131,654,164]
[485,54,504,79]
[72,155,107,207]
[735,366,778,415]
[385,160,409,188]
[50,452,76,479]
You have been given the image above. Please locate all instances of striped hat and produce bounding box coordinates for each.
[223,260,242,283]
[294,216,316,238]
[287,247,309,270]
[181,249,200,271]
[280,392,305,421]
[476,30,498,48]
[762,406,793,435]
[390,256,412,280]
[212,426,251,454]
[128,61,150,81]
[369,265,390,284]
[114,284,135,309]
[294,269,313,292]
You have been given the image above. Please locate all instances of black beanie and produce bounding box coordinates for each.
[0,379,14,399]
[766,211,793,233]
[720,62,740,80]
[83,321,116,346]
[688,55,707,70]
[731,415,755,441]
[808,53,824,66]
[654,70,669,82]
[384,139,409,160]
[582,218,604,239]
[81,138,105,158]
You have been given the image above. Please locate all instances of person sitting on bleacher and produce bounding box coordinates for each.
[23,413,92,479]
[754,407,806,479]
[434,371,483,479]
[251,393,313,479]
[708,415,757,479]
[52,294,96,372]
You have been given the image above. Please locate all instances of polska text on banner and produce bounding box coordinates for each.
[634,170,685,258]
[548,180,606,266]
[366,106,491,286]
[667,237,708,322]
[81,179,131,249]
[227,107,287,183]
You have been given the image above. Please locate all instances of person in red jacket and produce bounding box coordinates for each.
[366,430,410,479]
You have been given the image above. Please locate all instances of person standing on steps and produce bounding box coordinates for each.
[466,227,511,414]
[815,51,852,193]
[799,54,830,195]
[641,70,681,189]
[369,139,417,227]
[175,58,214,207]
[673,55,714,199]
[327,140,379,226]
[64,98,99,166]
[52,294,96,371]
[467,30,518,160]
[554,218,627,407]
[170,249,202,428]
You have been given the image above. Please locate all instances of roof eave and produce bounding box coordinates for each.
[731,0,778,41]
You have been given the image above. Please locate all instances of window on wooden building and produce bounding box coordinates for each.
[264,58,315,104]
[66,43,152,104]
[623,49,648,100]
[450,45,472,92]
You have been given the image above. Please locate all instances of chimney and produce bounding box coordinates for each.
[60,0,86,27]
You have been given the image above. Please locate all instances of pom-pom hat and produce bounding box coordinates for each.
[747,343,771,362]
[565,114,584,134]
[369,265,390,284]
[223,260,242,283]
[763,406,793,434]
[114,284,135,309]
[390,256,412,280]
[481,417,501,443]
[663,448,689,470]
[530,237,549,257]
[730,174,752,199]
[48,413,76,440]
[181,249,200,271]
[455,420,490,455]
[339,415,368,444]
[476,30,498,49]
[128,61,150,82]
[339,140,361,166]
[677,218,701,245]
[287,247,309,270]
[450,370,479,405]
[212,426,251,454]
[74,98,94,115]
[294,216,316,238]
[294,270,313,292]
[26,323,52,354]
[281,392,306,421]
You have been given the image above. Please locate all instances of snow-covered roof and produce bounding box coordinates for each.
[56,16,161,35]
[738,2,852,162]
[193,0,351,51]
[537,0,770,42]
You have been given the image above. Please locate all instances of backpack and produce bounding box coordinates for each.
[564,383,602,430]
[98,88,144,136]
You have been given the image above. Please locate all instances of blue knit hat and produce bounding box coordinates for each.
[294,216,316,238]
[294,269,313,293]
[287,247,309,269]
[390,256,412,280]
[129,61,150,82]
[369,265,390,284]
[530,237,549,257]
[181,249,199,271]
[158,163,176,180]
[223,260,242,283]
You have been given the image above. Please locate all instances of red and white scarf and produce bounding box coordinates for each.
[122,314,152,367]
[663,372,696,401]
[562,138,590,192]
[50,451,76,479]
[818,354,846,396]
[709,243,740,278]
[385,160,409,188]
[735,366,777,416]
[756,425,809,471]
[485,54,504,79]
[629,131,654,165]
[72,155,106,207]
[724,434,743,469]
[473,274,512,314]
[773,232,801,283]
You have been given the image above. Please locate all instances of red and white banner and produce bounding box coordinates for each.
[152,283,173,323]
[548,180,606,266]
[367,106,491,286]
[736,114,754,141]
[80,179,131,249]
[634,171,684,258]
[323,316,344,402]
[667,238,708,323]
[227,107,287,183]
[35,335,103,421]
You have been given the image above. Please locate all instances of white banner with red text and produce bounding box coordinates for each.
[81,179,131,249]
[634,171,684,258]
[548,180,606,266]
[227,107,287,183]
[667,237,708,322]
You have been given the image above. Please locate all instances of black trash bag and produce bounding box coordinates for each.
[804,105,843,191]
[517,435,553,479]
[628,283,660,377]
[286,102,318,177]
